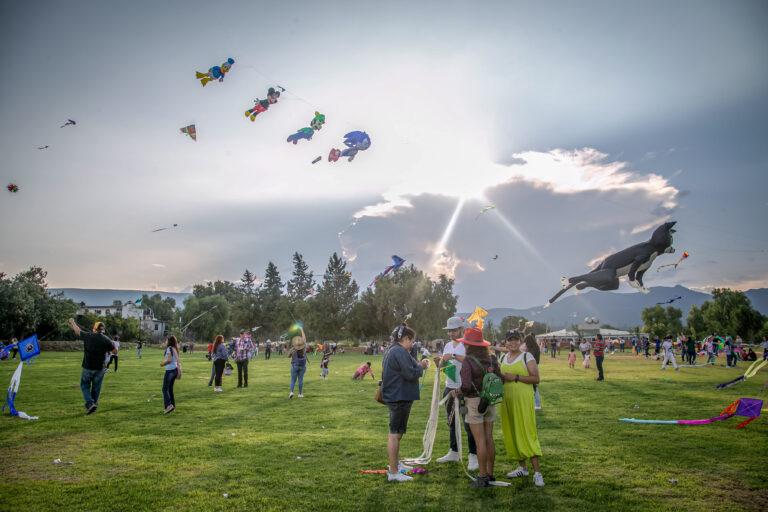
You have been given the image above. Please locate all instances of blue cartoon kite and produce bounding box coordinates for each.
[369,255,406,287]
[329,131,371,162]
[195,57,235,86]
[2,335,41,420]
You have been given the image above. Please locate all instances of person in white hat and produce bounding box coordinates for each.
[435,316,479,471]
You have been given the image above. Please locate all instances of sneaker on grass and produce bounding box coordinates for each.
[289,392,294,399]
[164,405,175,414]
[387,472,413,483]
[467,453,479,471]
[533,472,545,487]
[506,466,529,478]
[436,451,460,463]
[86,404,97,415]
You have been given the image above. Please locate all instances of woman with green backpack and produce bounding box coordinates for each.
[499,330,544,487]
[456,327,503,488]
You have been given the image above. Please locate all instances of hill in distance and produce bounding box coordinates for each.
[50,288,191,307]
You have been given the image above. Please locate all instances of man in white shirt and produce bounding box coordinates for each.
[660,335,679,370]
[436,316,478,470]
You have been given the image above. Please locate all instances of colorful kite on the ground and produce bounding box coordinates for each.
[195,58,234,86]
[151,224,179,233]
[60,119,76,128]
[657,251,689,272]
[180,125,197,141]
[716,359,768,389]
[475,205,496,220]
[6,183,19,193]
[620,398,763,429]
[656,296,683,305]
[329,131,371,162]
[2,335,41,421]
[369,255,405,287]
[245,87,282,121]
[466,306,488,329]
[287,112,326,144]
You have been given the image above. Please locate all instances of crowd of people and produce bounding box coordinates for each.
[380,318,544,488]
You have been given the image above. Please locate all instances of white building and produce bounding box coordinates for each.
[76,300,167,340]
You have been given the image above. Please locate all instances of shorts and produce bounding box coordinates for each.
[465,397,496,424]
[387,401,413,434]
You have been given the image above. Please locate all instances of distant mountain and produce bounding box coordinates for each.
[460,286,768,330]
[50,288,191,307]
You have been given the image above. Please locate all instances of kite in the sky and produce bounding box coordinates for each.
[37,145,49,150]
[656,296,683,305]
[369,255,406,287]
[6,183,19,193]
[151,224,179,233]
[620,397,763,429]
[195,58,235,86]
[180,125,197,141]
[466,306,489,330]
[657,251,689,272]
[311,156,322,164]
[287,112,326,144]
[2,335,41,421]
[60,119,76,128]
[475,205,496,220]
[715,359,768,389]
[546,222,677,307]
[492,255,499,260]
[329,131,371,162]
[245,87,282,121]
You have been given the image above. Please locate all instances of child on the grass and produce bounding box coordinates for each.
[320,352,331,379]
[353,361,375,380]
[568,346,576,368]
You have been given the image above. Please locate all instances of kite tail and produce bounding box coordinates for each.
[619,418,678,425]
[744,359,767,379]
[716,376,746,389]
[677,413,734,426]
[546,279,577,307]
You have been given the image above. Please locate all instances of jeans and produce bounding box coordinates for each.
[162,369,177,408]
[236,360,249,387]
[595,355,605,380]
[213,359,226,386]
[265,349,271,360]
[136,348,142,359]
[688,350,696,365]
[442,387,476,455]
[80,368,106,408]
[290,363,306,393]
[107,354,118,371]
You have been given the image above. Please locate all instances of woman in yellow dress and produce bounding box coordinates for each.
[498,330,544,487]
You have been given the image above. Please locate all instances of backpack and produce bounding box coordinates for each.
[468,356,504,413]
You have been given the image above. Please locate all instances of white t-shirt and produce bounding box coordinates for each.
[442,341,466,389]
[662,340,674,355]
[579,342,591,353]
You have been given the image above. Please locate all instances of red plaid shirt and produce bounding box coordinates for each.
[593,339,606,357]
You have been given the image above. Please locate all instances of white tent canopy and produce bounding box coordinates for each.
[536,329,579,339]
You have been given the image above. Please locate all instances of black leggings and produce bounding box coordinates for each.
[213,359,226,386]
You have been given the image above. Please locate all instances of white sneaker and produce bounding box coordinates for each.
[533,472,545,487]
[398,461,413,472]
[436,450,460,463]
[214,387,223,393]
[289,392,294,399]
[298,394,304,398]
[387,472,413,483]
[467,453,479,471]
[507,466,529,478]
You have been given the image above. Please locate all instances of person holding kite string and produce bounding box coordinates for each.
[67,319,116,415]
[435,316,479,470]
[381,324,430,483]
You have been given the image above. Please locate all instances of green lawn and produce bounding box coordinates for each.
[1,348,766,511]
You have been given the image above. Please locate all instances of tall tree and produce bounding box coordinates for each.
[314,253,359,339]
[686,304,707,339]
[181,295,231,341]
[233,269,260,331]
[700,288,764,340]
[641,305,683,339]
[259,262,284,336]
[286,252,315,302]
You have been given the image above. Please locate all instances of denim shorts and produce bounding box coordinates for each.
[387,401,413,434]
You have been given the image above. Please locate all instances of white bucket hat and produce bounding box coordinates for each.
[443,316,465,330]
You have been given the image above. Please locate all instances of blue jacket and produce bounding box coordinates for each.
[381,343,424,403]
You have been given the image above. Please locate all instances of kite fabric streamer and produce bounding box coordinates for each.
[2,335,41,421]
[715,359,768,389]
[620,398,763,429]
[401,368,445,466]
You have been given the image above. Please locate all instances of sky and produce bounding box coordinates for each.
[1,0,767,310]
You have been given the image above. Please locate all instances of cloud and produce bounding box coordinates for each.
[151,263,166,268]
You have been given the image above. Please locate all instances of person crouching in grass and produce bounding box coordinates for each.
[381,323,430,483]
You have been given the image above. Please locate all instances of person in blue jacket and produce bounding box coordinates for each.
[381,323,430,483]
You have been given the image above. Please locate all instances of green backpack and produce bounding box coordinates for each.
[468,356,504,412]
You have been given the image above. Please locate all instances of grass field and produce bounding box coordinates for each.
[1,348,766,512]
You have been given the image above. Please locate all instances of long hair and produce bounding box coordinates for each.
[524,333,540,364]
[213,334,224,351]
[466,344,491,363]
[166,335,178,351]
